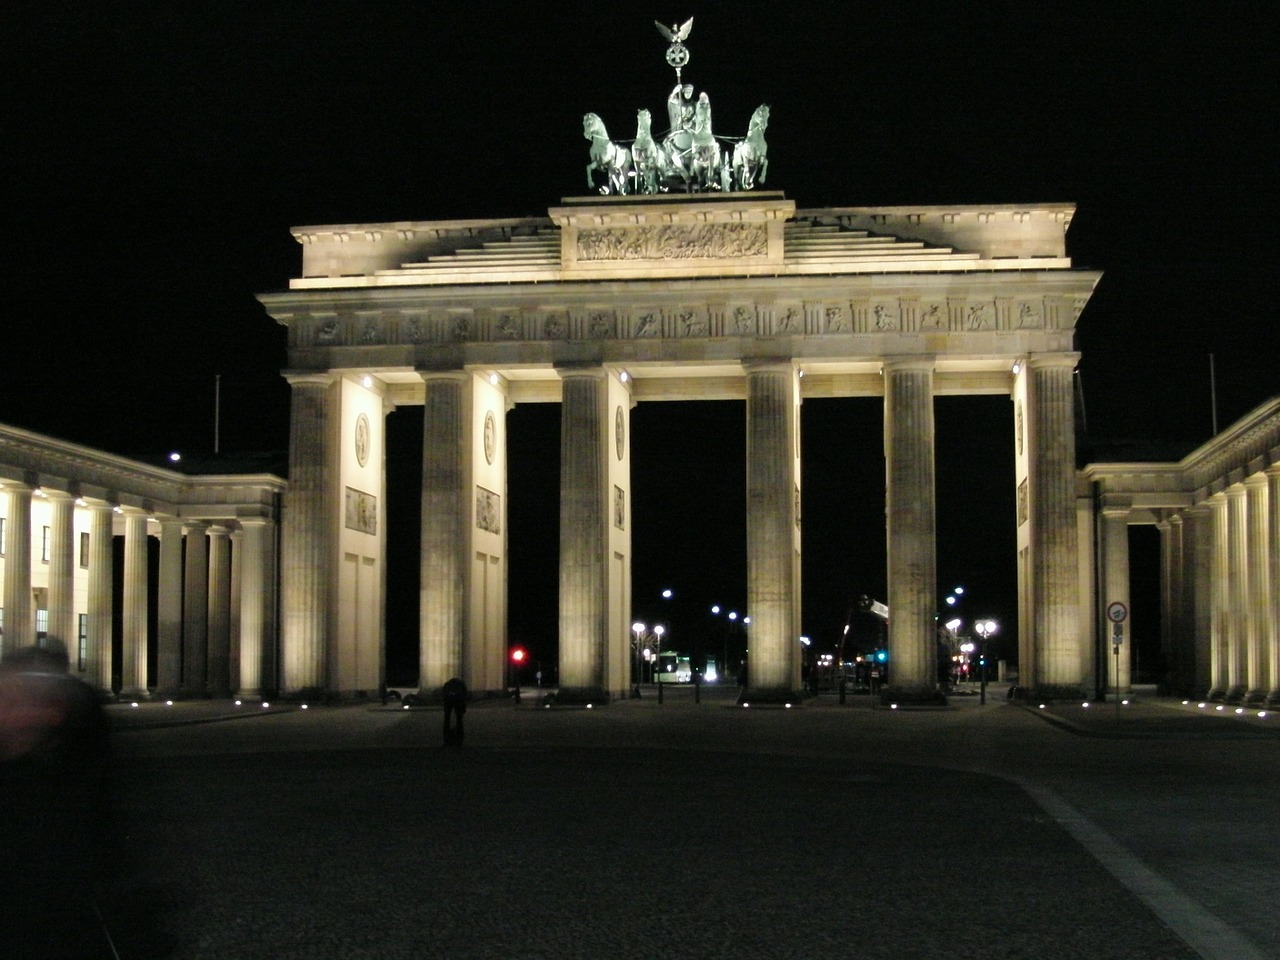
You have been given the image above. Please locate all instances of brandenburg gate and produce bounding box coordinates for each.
[257,192,1100,703]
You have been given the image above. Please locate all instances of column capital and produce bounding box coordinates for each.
[1225,483,1248,502]
[283,371,336,388]
[1101,505,1131,521]
[1243,473,1269,491]
[553,363,607,381]
[882,356,936,374]
[743,358,795,375]
[1026,352,1081,371]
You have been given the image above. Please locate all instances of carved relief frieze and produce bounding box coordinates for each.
[631,309,661,338]
[1016,302,1044,329]
[824,304,849,333]
[344,487,377,535]
[495,313,522,340]
[872,302,901,331]
[965,302,992,331]
[676,308,708,337]
[731,305,757,335]
[774,305,802,334]
[588,311,616,339]
[919,302,947,331]
[357,311,382,344]
[576,222,768,262]
[315,315,340,345]
[536,313,561,340]
[399,312,428,344]
[449,313,475,341]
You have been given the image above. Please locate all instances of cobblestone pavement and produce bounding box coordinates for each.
[90,687,1280,960]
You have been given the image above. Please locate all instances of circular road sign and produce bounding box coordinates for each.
[1106,601,1128,624]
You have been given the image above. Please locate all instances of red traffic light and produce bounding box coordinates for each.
[510,646,528,664]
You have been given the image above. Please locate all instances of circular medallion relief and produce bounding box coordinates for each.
[615,406,625,460]
[354,413,370,467]
[483,410,496,464]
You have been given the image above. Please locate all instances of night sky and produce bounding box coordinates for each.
[5,3,1277,682]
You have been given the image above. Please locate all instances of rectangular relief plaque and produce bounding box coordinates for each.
[476,486,501,534]
[345,487,377,535]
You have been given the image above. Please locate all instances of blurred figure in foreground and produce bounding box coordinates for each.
[0,640,115,958]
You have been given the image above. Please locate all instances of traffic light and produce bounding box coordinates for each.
[510,646,527,665]
[875,650,888,663]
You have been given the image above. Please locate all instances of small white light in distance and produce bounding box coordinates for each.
[1216,705,1225,711]
[1082,702,1090,708]
[301,704,308,710]
[403,704,410,710]
[362,375,373,388]
[1182,700,1190,705]
[262,702,270,708]
[890,704,898,710]
[131,702,139,708]
[1235,707,1245,715]
[235,700,242,706]
[785,703,792,709]
[742,703,750,708]
[1038,704,1046,709]
[169,452,181,462]
[165,700,173,706]
[586,704,593,709]
[1259,712,1268,718]
[1198,702,1207,708]
[488,373,498,385]
[620,371,629,383]
[1121,699,1130,706]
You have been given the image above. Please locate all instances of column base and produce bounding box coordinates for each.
[1206,687,1227,702]
[1245,688,1268,704]
[118,687,151,700]
[878,683,947,706]
[1266,689,1280,706]
[1225,685,1247,704]
[553,686,611,706]
[738,686,806,706]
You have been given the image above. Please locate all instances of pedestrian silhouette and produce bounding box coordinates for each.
[441,677,467,746]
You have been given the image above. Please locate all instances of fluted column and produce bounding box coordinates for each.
[1225,485,1248,701]
[1160,516,1187,695]
[236,519,270,698]
[1207,494,1229,698]
[1268,469,1280,704]
[1027,355,1083,697]
[557,370,608,701]
[183,522,209,695]
[46,492,76,652]
[86,504,114,691]
[155,519,185,693]
[1244,476,1270,702]
[119,512,149,697]
[1182,506,1214,698]
[1099,506,1131,694]
[419,372,468,694]
[229,529,243,696]
[744,362,802,701]
[207,525,232,697]
[281,373,334,695]
[3,484,33,652]
[884,358,938,698]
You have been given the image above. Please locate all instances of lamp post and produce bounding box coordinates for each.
[973,619,998,705]
[631,621,646,697]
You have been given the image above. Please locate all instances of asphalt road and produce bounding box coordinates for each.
[87,688,1280,960]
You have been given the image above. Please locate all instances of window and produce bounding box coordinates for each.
[78,614,89,671]
[36,608,49,640]
[80,531,90,568]
[41,526,51,563]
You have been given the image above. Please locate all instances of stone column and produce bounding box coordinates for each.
[229,528,243,696]
[281,373,334,696]
[883,358,939,700]
[744,362,802,701]
[46,491,76,651]
[3,484,33,652]
[237,519,270,698]
[419,372,468,695]
[86,504,114,691]
[1268,469,1280,704]
[557,369,608,702]
[1099,506,1131,694]
[1161,516,1188,696]
[155,519,185,694]
[1225,485,1248,701]
[207,526,232,697]
[1244,476,1270,702]
[1207,493,1229,699]
[1182,506,1214,698]
[1027,355,1083,698]
[119,512,149,697]
[183,522,209,696]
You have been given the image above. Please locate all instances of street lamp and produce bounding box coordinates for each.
[973,619,998,704]
[631,622,646,696]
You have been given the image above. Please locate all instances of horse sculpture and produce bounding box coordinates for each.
[687,93,720,192]
[583,113,632,195]
[632,108,661,195]
[732,104,769,190]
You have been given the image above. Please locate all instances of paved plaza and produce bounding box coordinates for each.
[90,687,1279,960]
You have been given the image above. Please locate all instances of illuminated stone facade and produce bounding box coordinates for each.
[260,192,1100,702]
[0,425,283,696]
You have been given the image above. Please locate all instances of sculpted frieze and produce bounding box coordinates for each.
[576,222,768,262]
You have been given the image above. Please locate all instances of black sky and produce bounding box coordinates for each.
[4,3,1277,678]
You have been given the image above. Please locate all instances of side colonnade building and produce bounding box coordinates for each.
[0,424,284,697]
[258,192,1102,704]
[1082,398,1280,702]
